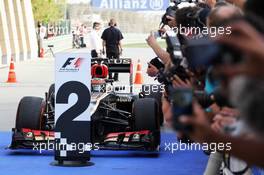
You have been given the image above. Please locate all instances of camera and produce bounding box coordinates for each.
[168,87,193,132]
[157,64,189,86]
[156,31,189,85]
[185,37,244,70]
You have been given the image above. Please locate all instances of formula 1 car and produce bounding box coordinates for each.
[10,58,160,151]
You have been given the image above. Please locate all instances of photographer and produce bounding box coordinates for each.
[143,57,165,125]
[179,18,264,169]
[159,0,264,172]
[160,4,212,126]
[146,5,178,65]
[207,3,243,28]
[146,57,164,78]
[179,2,264,172]
[175,6,209,38]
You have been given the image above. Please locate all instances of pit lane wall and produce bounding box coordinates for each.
[0,0,38,67]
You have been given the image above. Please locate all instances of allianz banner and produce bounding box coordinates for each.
[91,0,170,11]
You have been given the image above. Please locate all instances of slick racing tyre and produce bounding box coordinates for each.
[133,98,159,131]
[133,98,160,147]
[16,96,45,130]
[140,85,164,125]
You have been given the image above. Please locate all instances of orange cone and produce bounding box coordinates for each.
[6,57,17,83]
[134,59,143,84]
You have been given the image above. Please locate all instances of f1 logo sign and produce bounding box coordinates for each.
[62,57,75,68]
[61,57,84,70]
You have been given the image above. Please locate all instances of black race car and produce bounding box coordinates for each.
[10,58,161,151]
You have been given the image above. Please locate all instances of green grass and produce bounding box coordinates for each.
[123,40,166,48]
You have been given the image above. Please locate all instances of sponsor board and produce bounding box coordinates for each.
[92,0,170,11]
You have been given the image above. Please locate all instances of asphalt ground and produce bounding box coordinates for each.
[0,47,158,131]
[0,132,209,175]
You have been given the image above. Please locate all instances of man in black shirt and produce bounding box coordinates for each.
[101,19,124,81]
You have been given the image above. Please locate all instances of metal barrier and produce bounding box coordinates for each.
[43,35,73,56]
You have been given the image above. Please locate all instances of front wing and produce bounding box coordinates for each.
[9,128,159,151]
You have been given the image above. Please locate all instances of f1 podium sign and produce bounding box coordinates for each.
[54,53,91,166]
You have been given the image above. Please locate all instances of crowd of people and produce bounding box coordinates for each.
[145,0,264,174]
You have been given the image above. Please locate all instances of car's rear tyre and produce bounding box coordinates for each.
[133,98,160,148]
[16,96,45,130]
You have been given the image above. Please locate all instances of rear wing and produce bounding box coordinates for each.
[91,58,134,92]
[91,58,132,73]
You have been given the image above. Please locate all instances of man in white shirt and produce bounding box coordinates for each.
[90,22,103,58]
